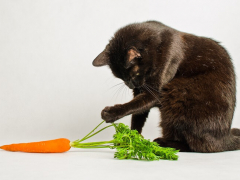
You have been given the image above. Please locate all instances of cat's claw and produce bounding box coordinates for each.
[101,105,124,123]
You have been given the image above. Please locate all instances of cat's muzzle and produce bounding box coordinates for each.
[125,81,135,89]
[125,79,142,89]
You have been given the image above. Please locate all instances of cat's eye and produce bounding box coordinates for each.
[136,73,140,76]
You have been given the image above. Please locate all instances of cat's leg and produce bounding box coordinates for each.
[154,121,192,152]
[131,111,149,134]
[131,89,150,133]
[153,138,192,152]
[101,92,157,123]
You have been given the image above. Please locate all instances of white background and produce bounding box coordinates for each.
[1,1,240,180]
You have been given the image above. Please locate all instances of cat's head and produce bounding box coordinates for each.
[92,24,157,89]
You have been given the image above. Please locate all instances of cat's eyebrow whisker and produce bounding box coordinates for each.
[143,84,161,103]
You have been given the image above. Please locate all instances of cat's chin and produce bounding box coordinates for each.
[128,86,135,89]
[124,82,135,89]
[129,86,142,90]
[126,84,141,89]
[125,81,144,89]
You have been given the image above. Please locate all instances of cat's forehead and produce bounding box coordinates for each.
[108,27,156,54]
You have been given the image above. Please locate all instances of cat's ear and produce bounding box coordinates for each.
[92,51,109,67]
[125,47,141,68]
[127,47,141,63]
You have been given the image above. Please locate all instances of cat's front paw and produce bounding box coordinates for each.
[101,105,125,123]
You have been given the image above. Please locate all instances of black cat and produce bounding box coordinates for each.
[92,21,239,152]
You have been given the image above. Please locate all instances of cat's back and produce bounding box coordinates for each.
[113,21,175,41]
[179,32,235,79]
[141,21,236,110]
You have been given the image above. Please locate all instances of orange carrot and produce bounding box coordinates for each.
[0,138,70,153]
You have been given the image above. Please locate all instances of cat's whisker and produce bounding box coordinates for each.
[113,83,125,101]
[125,85,131,98]
[124,86,128,99]
[119,84,127,101]
[111,83,123,99]
[145,83,161,93]
[107,82,125,92]
[143,84,161,103]
[122,85,128,101]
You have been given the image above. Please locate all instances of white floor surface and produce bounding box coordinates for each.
[1,148,239,180]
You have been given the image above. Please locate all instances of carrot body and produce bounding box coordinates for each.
[0,138,71,153]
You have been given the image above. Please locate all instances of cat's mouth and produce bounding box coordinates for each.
[125,81,135,89]
[124,80,143,89]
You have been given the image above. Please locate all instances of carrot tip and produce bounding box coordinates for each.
[0,146,5,150]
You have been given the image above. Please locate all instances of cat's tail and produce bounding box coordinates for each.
[228,128,240,151]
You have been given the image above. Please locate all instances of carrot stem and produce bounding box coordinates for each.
[70,140,115,148]
[77,123,114,143]
[69,121,124,149]
[79,120,105,142]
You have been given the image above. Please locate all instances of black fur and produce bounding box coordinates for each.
[93,21,239,152]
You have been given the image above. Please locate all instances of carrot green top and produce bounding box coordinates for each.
[70,121,179,161]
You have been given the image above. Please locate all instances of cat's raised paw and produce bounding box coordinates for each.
[101,105,124,123]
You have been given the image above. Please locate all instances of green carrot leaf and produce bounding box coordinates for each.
[71,121,179,161]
